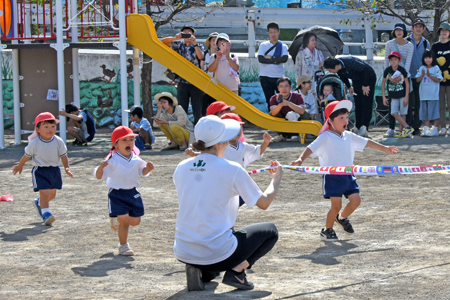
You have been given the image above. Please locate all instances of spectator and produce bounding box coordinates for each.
[209,33,240,94]
[201,32,219,116]
[295,31,324,101]
[296,75,320,121]
[162,25,205,125]
[384,22,414,137]
[125,105,155,150]
[406,19,430,136]
[270,76,310,142]
[258,22,289,112]
[153,92,194,151]
[59,104,96,146]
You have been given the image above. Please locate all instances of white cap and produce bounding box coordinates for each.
[215,33,231,46]
[194,115,241,147]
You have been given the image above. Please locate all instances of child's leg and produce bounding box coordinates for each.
[139,128,151,144]
[433,119,439,127]
[117,214,131,245]
[326,197,342,229]
[39,189,56,209]
[399,115,408,130]
[341,193,361,219]
[129,216,141,227]
[423,120,430,127]
[391,113,408,129]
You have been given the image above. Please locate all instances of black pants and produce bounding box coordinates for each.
[177,81,204,125]
[188,222,278,272]
[202,93,216,116]
[353,78,376,130]
[260,76,279,112]
[407,79,421,130]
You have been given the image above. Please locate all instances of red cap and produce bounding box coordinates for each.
[206,101,235,116]
[388,51,401,60]
[319,100,353,135]
[220,112,245,124]
[28,112,60,141]
[111,126,138,145]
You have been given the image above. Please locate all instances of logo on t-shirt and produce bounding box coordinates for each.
[190,160,206,172]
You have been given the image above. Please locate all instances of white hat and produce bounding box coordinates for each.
[154,92,178,106]
[215,33,231,46]
[194,115,241,147]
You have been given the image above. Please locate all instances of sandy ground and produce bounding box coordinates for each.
[1,125,450,300]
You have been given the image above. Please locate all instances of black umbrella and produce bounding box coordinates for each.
[289,26,344,64]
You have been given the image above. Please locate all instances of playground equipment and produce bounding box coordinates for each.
[0,0,140,149]
[126,14,321,143]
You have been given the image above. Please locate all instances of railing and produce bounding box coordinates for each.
[1,0,136,42]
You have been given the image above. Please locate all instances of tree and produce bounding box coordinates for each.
[340,0,450,44]
[140,0,221,121]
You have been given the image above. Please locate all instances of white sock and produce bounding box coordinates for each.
[338,214,346,220]
[41,208,50,214]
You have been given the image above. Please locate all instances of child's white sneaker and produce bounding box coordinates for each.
[428,126,439,137]
[118,243,134,256]
[439,128,447,136]
[384,129,395,137]
[421,126,429,137]
[352,127,359,134]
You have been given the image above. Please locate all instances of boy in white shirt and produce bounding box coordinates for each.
[290,101,398,241]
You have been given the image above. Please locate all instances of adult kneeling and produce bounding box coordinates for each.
[173,115,283,291]
[153,92,194,151]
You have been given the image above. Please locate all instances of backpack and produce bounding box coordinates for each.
[82,109,96,142]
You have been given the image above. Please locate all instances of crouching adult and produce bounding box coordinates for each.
[173,115,283,291]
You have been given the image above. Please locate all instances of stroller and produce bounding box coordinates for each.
[316,72,346,119]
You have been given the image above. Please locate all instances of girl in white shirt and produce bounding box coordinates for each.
[95,126,154,256]
[174,115,283,291]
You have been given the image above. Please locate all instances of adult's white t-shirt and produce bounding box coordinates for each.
[258,41,289,78]
[307,131,368,166]
[173,153,263,265]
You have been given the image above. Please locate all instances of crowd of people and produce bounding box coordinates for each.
[10,17,450,292]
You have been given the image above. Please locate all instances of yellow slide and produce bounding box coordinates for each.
[127,14,321,143]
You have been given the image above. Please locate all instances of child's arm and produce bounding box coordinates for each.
[366,140,398,154]
[185,148,200,157]
[59,109,83,121]
[426,69,442,83]
[95,161,108,179]
[61,155,74,177]
[12,155,30,175]
[142,161,154,176]
[381,78,388,106]
[416,68,425,82]
[403,77,410,107]
[290,147,313,166]
[260,132,272,156]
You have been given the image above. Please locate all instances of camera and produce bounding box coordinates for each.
[181,33,191,39]
[277,94,284,104]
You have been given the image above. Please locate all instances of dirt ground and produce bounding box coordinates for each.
[1,125,449,300]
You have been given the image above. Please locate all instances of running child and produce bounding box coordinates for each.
[12,112,74,225]
[290,101,398,241]
[382,51,414,138]
[94,126,154,256]
[59,104,96,146]
[415,49,443,136]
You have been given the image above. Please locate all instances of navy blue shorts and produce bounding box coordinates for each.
[32,166,62,192]
[108,188,144,218]
[323,174,359,199]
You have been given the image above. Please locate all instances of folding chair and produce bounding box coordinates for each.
[374,96,390,125]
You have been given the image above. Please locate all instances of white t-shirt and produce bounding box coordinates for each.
[94,152,149,189]
[224,140,262,168]
[308,131,368,166]
[210,54,239,92]
[299,90,318,115]
[173,153,263,265]
[258,41,289,78]
[416,65,443,101]
[25,135,67,167]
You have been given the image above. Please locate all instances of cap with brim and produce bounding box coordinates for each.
[181,25,195,33]
[154,92,178,107]
[388,51,401,60]
[412,18,425,26]
[392,22,407,38]
[220,112,245,124]
[438,22,450,34]
[28,112,60,141]
[124,105,143,114]
[111,126,138,145]
[205,32,219,49]
[194,115,241,147]
[296,75,313,89]
[206,101,235,115]
[319,100,353,135]
[215,33,231,46]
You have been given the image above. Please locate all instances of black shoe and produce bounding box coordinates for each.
[71,139,80,145]
[412,128,421,136]
[222,270,254,290]
[144,143,152,150]
[320,228,338,241]
[185,264,205,291]
[78,141,88,147]
[335,214,355,234]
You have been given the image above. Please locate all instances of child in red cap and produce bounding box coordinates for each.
[291,101,398,241]
[12,112,74,225]
[94,126,154,256]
